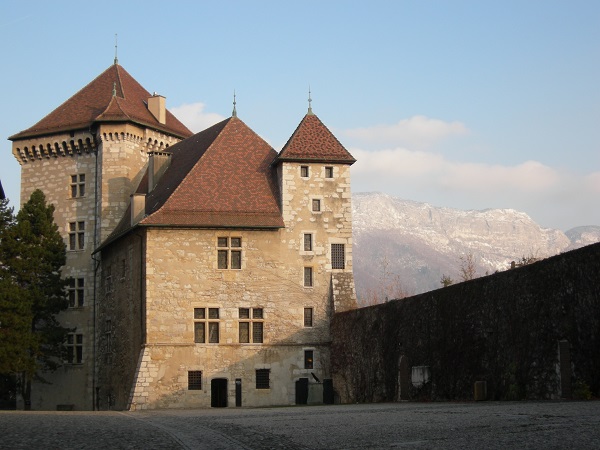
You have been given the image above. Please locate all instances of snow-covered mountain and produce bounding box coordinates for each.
[352,192,600,303]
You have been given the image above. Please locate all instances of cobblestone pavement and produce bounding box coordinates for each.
[1,401,599,449]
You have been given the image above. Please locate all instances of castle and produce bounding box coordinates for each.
[9,61,357,410]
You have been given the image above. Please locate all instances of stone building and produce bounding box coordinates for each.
[9,61,357,410]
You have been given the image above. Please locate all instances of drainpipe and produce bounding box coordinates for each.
[90,127,100,411]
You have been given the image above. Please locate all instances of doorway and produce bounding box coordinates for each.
[211,378,228,407]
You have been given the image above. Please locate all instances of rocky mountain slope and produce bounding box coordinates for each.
[352,192,600,304]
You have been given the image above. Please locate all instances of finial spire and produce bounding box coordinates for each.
[114,33,118,65]
[307,86,314,115]
[232,90,237,117]
[112,82,117,97]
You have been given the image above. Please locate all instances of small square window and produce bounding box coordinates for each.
[239,308,250,319]
[304,267,313,287]
[325,167,333,178]
[252,308,263,319]
[217,237,228,247]
[188,371,202,390]
[304,307,313,327]
[208,308,219,319]
[304,350,314,369]
[256,369,270,389]
[312,199,321,212]
[194,308,206,319]
[230,237,241,248]
[300,166,309,178]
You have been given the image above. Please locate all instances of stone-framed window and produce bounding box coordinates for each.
[300,165,309,178]
[188,371,202,390]
[331,243,345,269]
[304,350,314,369]
[311,199,321,212]
[217,237,242,269]
[303,233,313,252]
[325,166,334,178]
[68,278,84,308]
[66,333,83,364]
[256,369,270,389]
[304,307,313,327]
[239,307,264,343]
[194,308,220,343]
[70,174,85,198]
[68,221,85,251]
[304,267,313,287]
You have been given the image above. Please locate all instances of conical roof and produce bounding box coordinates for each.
[9,64,192,140]
[276,113,355,165]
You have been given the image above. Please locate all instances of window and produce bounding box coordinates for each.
[188,371,202,390]
[304,267,313,287]
[325,166,334,178]
[304,350,314,369]
[70,174,85,198]
[300,165,309,178]
[68,221,85,250]
[217,237,242,269]
[331,243,345,269]
[68,278,84,307]
[239,307,264,343]
[256,369,270,389]
[303,233,313,252]
[312,199,321,212]
[194,308,219,343]
[304,307,313,327]
[66,333,83,364]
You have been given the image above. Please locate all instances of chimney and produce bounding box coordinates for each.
[131,194,146,226]
[148,93,166,124]
[148,151,172,192]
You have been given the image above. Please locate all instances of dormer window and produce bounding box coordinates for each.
[300,166,309,178]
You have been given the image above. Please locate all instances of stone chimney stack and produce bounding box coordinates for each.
[148,93,166,124]
[148,151,172,192]
[131,193,146,226]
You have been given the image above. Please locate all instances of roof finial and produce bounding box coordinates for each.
[112,82,117,97]
[232,90,237,117]
[114,33,118,65]
[308,86,314,115]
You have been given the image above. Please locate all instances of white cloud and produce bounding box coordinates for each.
[350,147,600,229]
[341,115,469,149]
[170,102,225,133]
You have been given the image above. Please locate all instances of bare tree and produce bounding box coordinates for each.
[459,252,478,281]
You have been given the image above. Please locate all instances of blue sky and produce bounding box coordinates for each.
[1,0,598,230]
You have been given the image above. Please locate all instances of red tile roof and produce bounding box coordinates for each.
[276,113,356,165]
[140,117,283,228]
[9,64,192,140]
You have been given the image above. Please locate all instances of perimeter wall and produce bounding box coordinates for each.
[332,242,600,402]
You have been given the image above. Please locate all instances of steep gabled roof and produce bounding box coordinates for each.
[102,116,284,248]
[276,113,356,165]
[9,64,192,140]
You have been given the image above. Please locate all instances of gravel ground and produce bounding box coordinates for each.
[1,401,599,449]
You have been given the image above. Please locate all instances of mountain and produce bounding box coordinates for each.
[352,192,600,304]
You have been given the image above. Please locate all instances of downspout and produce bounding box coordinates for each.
[90,126,100,411]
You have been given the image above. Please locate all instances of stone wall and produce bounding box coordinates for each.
[332,242,600,403]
